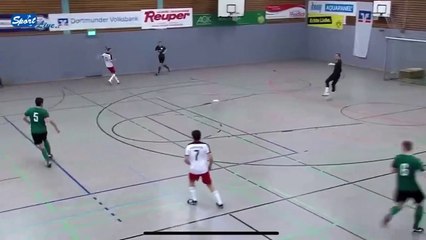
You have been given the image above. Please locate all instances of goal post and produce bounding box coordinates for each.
[384,37,426,84]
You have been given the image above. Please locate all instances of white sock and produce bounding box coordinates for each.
[114,75,119,83]
[213,190,222,205]
[108,74,114,82]
[189,187,197,201]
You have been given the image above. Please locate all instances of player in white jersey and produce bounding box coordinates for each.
[185,130,223,208]
[101,47,119,84]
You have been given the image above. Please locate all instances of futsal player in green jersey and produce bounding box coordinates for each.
[383,140,424,233]
[23,97,60,168]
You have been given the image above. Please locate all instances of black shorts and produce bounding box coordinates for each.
[158,54,165,64]
[32,132,47,145]
[326,73,340,82]
[395,190,424,204]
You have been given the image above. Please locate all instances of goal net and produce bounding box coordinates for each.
[384,37,426,85]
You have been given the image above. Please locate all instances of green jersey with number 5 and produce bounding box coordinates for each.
[25,107,49,134]
[393,154,424,191]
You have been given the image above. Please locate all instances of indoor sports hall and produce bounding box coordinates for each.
[1,1,426,240]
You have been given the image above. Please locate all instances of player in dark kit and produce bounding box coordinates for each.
[23,97,60,168]
[383,141,425,233]
[155,41,170,76]
[322,53,342,96]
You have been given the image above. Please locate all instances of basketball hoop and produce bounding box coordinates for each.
[226,4,238,22]
[373,12,381,21]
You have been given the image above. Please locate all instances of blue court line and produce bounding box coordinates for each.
[3,116,91,194]
[0,154,279,215]
[0,173,187,215]
[0,194,87,214]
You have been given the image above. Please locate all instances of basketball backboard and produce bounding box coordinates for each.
[373,1,391,17]
[218,0,245,17]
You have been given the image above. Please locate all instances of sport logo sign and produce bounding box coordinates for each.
[11,14,58,31]
[11,14,37,27]
[141,8,193,29]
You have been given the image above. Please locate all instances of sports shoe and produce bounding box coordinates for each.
[187,199,197,205]
[46,160,52,168]
[216,203,224,209]
[413,227,424,233]
[322,87,330,96]
[382,214,392,227]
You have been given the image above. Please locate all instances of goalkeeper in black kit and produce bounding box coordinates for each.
[155,41,170,76]
[322,53,342,97]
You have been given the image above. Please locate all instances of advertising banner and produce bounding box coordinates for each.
[353,2,373,58]
[266,4,306,19]
[307,13,344,30]
[48,11,141,31]
[308,1,357,16]
[194,11,265,27]
[0,14,54,32]
[141,8,192,29]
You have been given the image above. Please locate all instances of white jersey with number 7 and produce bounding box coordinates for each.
[101,53,113,68]
[185,142,211,174]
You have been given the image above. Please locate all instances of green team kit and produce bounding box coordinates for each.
[25,107,49,134]
[24,105,53,167]
[383,153,425,233]
[393,154,424,192]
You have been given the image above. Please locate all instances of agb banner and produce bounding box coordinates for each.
[193,11,265,27]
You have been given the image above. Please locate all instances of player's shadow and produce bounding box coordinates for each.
[411,233,423,240]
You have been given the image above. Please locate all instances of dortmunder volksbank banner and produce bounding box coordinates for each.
[48,12,141,31]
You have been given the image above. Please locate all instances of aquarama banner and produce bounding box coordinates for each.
[307,13,344,30]
[265,4,306,19]
[48,12,141,31]
[141,8,193,29]
[308,1,357,16]
[353,2,373,58]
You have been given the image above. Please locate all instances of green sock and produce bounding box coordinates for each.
[44,140,51,155]
[41,148,50,161]
[391,206,402,216]
[414,206,423,228]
